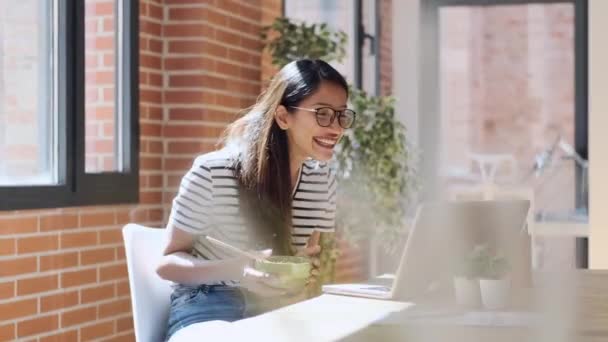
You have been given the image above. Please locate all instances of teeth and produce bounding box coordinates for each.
[315,138,337,146]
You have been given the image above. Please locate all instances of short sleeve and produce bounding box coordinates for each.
[322,167,337,232]
[168,158,214,235]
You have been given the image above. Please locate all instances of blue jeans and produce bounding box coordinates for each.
[165,284,247,341]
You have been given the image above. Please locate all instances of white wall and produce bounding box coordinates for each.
[589,0,608,269]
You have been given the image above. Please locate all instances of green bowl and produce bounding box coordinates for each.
[254,256,312,289]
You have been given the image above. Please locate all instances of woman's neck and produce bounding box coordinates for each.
[290,156,304,191]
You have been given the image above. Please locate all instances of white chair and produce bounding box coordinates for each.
[123,224,172,342]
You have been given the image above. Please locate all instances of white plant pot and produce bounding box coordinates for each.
[453,277,481,309]
[479,278,511,310]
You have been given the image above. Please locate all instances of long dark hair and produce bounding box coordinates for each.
[222,59,348,255]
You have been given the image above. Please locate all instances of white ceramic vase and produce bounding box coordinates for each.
[479,278,511,310]
[453,276,481,309]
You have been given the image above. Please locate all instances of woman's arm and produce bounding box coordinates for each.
[156,225,246,285]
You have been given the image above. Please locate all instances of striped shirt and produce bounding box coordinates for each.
[168,147,337,263]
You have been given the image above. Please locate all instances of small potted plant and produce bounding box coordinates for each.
[453,245,484,308]
[478,248,511,310]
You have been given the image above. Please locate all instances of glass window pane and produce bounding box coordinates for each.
[285,0,357,85]
[0,1,57,186]
[85,0,118,173]
[439,3,576,210]
[361,0,377,94]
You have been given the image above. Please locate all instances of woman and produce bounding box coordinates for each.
[156,59,355,341]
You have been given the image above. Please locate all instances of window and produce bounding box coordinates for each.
[284,0,380,95]
[0,0,139,210]
[419,0,588,266]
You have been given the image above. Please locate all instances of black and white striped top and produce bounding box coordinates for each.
[168,147,337,263]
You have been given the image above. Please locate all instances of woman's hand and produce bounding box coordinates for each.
[296,231,321,289]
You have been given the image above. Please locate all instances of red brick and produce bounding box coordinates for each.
[141,53,162,69]
[99,228,122,244]
[93,140,114,153]
[0,282,14,300]
[164,23,214,37]
[81,284,115,304]
[164,90,215,105]
[141,19,162,37]
[164,157,193,171]
[148,38,163,54]
[98,298,131,318]
[61,269,98,288]
[116,316,133,332]
[169,108,237,123]
[140,156,162,170]
[60,231,98,248]
[86,1,113,15]
[99,264,128,282]
[0,217,38,235]
[116,280,130,297]
[206,9,227,26]
[61,306,97,328]
[140,89,162,103]
[0,324,14,341]
[164,57,216,71]
[139,191,162,205]
[81,212,116,228]
[17,315,59,338]
[40,252,79,271]
[163,124,225,138]
[0,257,37,277]
[40,330,78,342]
[40,214,78,231]
[168,7,208,21]
[168,41,227,57]
[0,299,37,321]
[81,247,115,265]
[80,321,114,341]
[0,238,14,256]
[116,245,126,260]
[17,275,58,295]
[140,123,162,137]
[17,235,59,254]
[41,291,79,312]
[149,2,163,19]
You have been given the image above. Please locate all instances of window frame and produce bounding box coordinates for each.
[420,0,588,266]
[0,0,139,211]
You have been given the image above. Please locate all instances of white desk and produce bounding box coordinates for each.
[171,271,608,342]
[170,294,410,342]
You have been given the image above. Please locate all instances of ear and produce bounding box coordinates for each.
[274,105,290,130]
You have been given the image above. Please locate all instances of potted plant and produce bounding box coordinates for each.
[453,245,485,308]
[476,245,512,310]
[261,17,417,291]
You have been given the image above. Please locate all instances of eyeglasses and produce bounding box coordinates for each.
[289,106,356,129]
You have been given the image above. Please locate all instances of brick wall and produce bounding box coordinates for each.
[85,0,118,173]
[0,1,281,341]
[379,0,392,96]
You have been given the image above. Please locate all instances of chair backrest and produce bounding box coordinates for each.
[122,224,172,342]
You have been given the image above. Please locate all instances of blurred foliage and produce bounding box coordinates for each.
[261,17,348,68]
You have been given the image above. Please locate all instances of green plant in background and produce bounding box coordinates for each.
[261,17,348,68]
[334,88,417,253]
[456,245,486,280]
[262,17,417,287]
[466,244,511,280]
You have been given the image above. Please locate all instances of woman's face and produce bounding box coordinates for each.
[277,81,348,163]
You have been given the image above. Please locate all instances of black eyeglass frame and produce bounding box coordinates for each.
[289,106,356,129]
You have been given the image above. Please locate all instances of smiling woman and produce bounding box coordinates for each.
[156,59,352,341]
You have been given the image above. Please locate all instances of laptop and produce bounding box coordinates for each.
[322,200,531,301]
